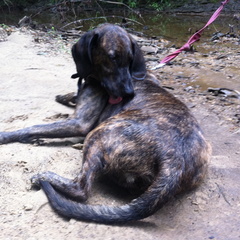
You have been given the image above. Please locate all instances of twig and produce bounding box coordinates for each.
[61,15,144,29]
[32,0,69,18]
[216,183,231,206]
[98,0,133,10]
[94,0,105,17]
[98,0,144,21]
[3,0,12,6]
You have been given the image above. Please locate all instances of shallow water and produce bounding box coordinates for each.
[0,8,235,41]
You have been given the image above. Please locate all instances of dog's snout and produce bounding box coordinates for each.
[101,70,134,99]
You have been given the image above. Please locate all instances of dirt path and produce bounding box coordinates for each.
[0,28,239,240]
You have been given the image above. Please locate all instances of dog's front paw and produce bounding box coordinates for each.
[0,132,13,145]
[0,131,31,144]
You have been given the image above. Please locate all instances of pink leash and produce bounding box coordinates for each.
[151,0,230,70]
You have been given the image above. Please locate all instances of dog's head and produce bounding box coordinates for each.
[71,24,146,103]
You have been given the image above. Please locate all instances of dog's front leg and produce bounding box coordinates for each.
[0,119,86,144]
[0,84,108,144]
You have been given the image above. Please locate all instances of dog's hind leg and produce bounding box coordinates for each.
[32,142,104,201]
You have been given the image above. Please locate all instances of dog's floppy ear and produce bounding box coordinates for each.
[130,38,147,80]
[71,31,99,81]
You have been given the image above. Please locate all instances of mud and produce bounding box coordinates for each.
[0,27,239,240]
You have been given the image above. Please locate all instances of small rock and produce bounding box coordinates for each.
[0,27,8,42]
[184,86,195,93]
[215,55,228,60]
[24,204,33,211]
[69,219,77,224]
[72,143,84,150]
[141,45,158,54]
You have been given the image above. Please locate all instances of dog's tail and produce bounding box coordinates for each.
[39,167,186,224]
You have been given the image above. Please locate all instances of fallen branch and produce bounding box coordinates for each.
[32,0,70,18]
[61,15,144,29]
[98,0,142,19]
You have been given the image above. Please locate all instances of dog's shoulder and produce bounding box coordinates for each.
[136,72,173,98]
[145,72,162,87]
[133,72,190,114]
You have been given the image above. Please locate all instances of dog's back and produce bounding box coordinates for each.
[90,74,210,193]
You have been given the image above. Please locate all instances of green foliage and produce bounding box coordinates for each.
[49,0,61,4]
[0,0,223,10]
[149,2,161,10]
[128,0,137,8]
[0,0,36,7]
[2,0,11,6]
[0,23,9,29]
[146,0,177,11]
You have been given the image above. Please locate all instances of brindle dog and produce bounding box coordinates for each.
[0,24,210,224]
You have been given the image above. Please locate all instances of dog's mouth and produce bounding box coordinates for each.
[108,96,123,105]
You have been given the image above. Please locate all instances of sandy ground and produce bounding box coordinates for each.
[0,28,239,240]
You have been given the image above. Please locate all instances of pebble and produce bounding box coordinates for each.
[184,86,195,93]
[141,45,158,54]
[24,204,33,211]
[69,219,77,224]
